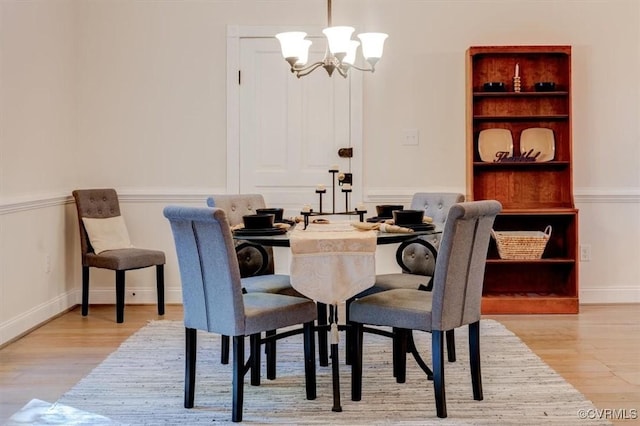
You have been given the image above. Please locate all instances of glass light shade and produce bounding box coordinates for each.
[275,32,308,59]
[295,40,312,65]
[342,40,360,65]
[357,32,388,59]
[322,26,355,54]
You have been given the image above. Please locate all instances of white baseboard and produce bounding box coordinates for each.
[580,287,640,304]
[0,290,78,346]
[87,287,183,305]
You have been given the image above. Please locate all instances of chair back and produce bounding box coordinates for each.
[430,200,501,331]
[207,194,275,276]
[206,194,266,226]
[72,188,122,260]
[163,206,246,336]
[410,192,465,226]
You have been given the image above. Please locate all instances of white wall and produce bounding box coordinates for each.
[1,0,638,345]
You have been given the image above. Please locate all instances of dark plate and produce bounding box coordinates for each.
[276,219,296,226]
[402,223,436,231]
[366,216,392,223]
[233,227,288,236]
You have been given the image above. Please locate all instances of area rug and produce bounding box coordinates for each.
[57,319,608,425]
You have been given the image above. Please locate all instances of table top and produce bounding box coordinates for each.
[232,223,441,247]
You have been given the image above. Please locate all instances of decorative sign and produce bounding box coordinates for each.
[494,149,541,163]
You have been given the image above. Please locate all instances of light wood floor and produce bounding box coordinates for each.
[1,304,639,424]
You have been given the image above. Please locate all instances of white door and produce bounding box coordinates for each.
[227,26,362,216]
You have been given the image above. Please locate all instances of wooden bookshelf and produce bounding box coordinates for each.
[466,45,579,314]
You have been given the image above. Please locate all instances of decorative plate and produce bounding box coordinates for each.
[520,128,555,162]
[478,129,514,162]
[233,227,288,237]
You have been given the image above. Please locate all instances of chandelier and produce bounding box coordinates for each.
[275,0,388,78]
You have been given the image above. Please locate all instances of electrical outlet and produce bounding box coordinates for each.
[44,254,51,273]
[580,244,591,262]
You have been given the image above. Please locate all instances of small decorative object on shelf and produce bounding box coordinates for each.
[494,149,540,163]
[513,63,521,93]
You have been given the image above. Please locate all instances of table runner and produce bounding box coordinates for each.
[289,222,376,305]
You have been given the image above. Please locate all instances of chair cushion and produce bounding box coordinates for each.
[85,248,165,270]
[350,289,434,332]
[242,274,303,297]
[82,216,133,254]
[243,293,317,335]
[369,273,432,293]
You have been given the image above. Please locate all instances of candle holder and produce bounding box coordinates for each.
[329,169,339,213]
[341,186,352,212]
[315,188,327,213]
[513,76,521,93]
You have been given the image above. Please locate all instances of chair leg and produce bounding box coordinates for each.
[303,321,317,400]
[250,334,261,386]
[81,266,90,316]
[232,336,245,422]
[115,270,125,323]
[345,297,353,365]
[469,321,483,401]
[432,330,447,418]
[184,327,197,408]
[265,330,276,380]
[351,322,363,401]
[393,328,408,383]
[317,302,329,366]
[221,336,230,364]
[446,329,456,362]
[156,265,165,316]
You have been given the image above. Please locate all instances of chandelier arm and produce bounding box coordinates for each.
[347,63,375,73]
[336,65,349,78]
[293,61,326,78]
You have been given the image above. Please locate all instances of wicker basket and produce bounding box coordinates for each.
[491,225,552,260]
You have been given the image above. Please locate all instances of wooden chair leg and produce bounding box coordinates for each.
[81,266,90,316]
[184,327,197,408]
[432,330,447,418]
[446,329,456,362]
[156,265,165,316]
[115,270,125,323]
[266,330,276,380]
[250,334,261,386]
[232,336,245,422]
[351,322,363,401]
[317,302,329,366]
[303,321,317,400]
[221,336,230,364]
[469,321,483,401]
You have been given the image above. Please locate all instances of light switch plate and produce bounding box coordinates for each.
[402,128,419,146]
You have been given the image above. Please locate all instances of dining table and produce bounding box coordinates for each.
[233,220,441,412]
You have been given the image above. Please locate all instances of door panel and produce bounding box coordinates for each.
[239,36,358,214]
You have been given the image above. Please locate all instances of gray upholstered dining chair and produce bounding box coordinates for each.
[206,194,317,371]
[163,205,317,423]
[72,188,165,323]
[350,200,502,418]
[346,193,464,364]
[373,192,465,294]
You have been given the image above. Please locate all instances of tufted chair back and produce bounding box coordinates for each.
[206,194,275,277]
[73,188,122,262]
[410,192,465,249]
[206,194,266,227]
[410,192,465,226]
